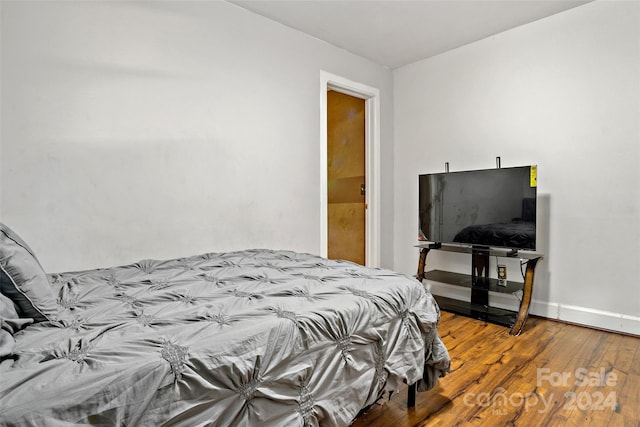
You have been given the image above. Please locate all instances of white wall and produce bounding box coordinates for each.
[394,1,640,334]
[0,1,394,272]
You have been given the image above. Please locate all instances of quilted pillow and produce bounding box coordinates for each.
[0,293,33,358]
[0,223,57,322]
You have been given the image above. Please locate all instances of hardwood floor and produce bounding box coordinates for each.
[351,312,640,427]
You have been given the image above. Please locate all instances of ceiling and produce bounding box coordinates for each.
[229,0,590,69]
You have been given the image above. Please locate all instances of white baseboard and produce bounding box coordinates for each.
[427,281,640,336]
[551,304,640,336]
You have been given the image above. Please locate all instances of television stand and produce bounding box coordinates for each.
[416,244,542,336]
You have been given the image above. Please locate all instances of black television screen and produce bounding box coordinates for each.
[419,165,537,251]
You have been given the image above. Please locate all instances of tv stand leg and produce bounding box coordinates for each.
[417,248,430,282]
[510,257,541,336]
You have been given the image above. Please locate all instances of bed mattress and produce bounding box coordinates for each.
[0,249,449,426]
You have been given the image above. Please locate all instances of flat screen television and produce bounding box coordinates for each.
[419,165,537,251]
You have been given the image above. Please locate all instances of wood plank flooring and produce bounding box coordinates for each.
[351,312,640,427]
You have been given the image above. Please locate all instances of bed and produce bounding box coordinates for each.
[0,223,450,426]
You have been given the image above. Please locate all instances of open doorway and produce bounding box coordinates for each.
[327,90,366,265]
[320,71,380,267]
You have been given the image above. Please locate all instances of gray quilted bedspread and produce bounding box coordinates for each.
[0,249,449,426]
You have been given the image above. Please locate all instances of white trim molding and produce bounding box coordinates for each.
[320,71,381,267]
[552,304,640,336]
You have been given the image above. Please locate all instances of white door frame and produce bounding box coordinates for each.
[320,71,381,267]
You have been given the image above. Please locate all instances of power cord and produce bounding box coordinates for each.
[519,259,529,280]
